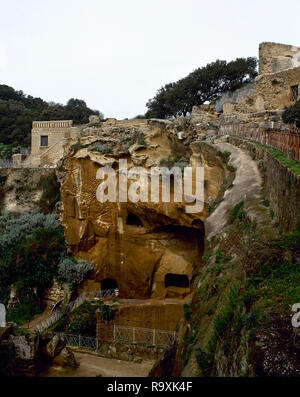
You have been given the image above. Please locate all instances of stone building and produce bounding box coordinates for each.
[30,120,79,166]
[216,42,300,114]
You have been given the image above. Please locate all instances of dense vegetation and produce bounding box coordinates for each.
[0,84,104,147]
[53,301,114,337]
[38,172,61,214]
[183,200,300,376]
[282,100,300,127]
[0,211,93,325]
[145,57,257,118]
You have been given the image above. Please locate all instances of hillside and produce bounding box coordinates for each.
[0,84,103,149]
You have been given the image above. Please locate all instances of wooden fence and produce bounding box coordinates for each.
[220,123,300,161]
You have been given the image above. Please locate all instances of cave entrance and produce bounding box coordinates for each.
[101,278,118,291]
[164,274,189,288]
[126,212,143,228]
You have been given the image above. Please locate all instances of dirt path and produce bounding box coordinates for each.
[38,351,155,377]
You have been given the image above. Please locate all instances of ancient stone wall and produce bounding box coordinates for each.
[220,43,300,116]
[97,340,165,362]
[97,301,183,331]
[259,42,300,75]
[215,83,254,113]
[253,66,300,111]
[227,136,300,232]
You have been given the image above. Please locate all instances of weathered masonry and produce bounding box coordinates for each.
[30,120,78,166]
[216,42,300,114]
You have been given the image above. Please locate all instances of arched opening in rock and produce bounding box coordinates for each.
[164,274,189,288]
[126,212,143,228]
[101,278,118,291]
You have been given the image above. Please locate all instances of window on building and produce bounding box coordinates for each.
[291,85,299,102]
[40,136,48,147]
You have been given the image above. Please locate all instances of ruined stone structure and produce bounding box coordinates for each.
[217,42,300,114]
[216,42,300,161]
[259,42,300,75]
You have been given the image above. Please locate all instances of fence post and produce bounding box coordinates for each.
[79,334,81,347]
[114,325,116,341]
[173,331,176,343]
[153,329,155,345]
[133,327,136,343]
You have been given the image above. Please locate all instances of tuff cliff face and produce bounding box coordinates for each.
[58,118,217,300]
[57,113,228,301]
[56,108,300,377]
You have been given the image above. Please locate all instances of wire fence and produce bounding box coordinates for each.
[0,159,40,168]
[35,289,118,332]
[97,324,177,347]
[49,325,176,353]
[59,333,98,350]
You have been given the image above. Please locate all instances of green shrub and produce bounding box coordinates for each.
[6,293,41,325]
[214,284,240,337]
[282,100,300,127]
[224,151,231,158]
[202,253,211,264]
[194,346,211,375]
[0,211,61,246]
[88,142,112,154]
[57,257,93,288]
[38,172,60,214]
[70,140,84,154]
[67,302,97,336]
[183,302,192,321]
[100,304,114,323]
[0,211,65,305]
[242,310,261,329]
[230,201,245,223]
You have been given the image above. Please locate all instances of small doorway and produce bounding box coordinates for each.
[164,273,189,288]
[101,278,118,291]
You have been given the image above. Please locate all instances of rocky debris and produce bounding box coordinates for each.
[98,342,164,362]
[41,279,71,310]
[43,333,65,358]
[9,332,40,376]
[252,314,300,377]
[52,347,78,368]
[0,167,54,213]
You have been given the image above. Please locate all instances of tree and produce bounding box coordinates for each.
[67,98,87,108]
[0,85,104,147]
[145,57,257,119]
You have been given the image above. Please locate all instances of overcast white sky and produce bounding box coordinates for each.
[0,0,299,119]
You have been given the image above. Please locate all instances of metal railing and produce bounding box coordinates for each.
[0,159,40,168]
[35,289,118,332]
[59,333,98,350]
[98,324,177,347]
[19,148,31,155]
[50,326,177,352]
